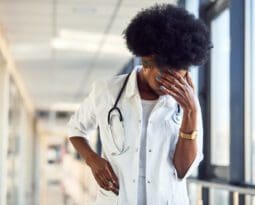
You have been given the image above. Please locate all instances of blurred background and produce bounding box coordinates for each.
[0,0,254,205]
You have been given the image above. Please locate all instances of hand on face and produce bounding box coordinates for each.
[155,69,197,112]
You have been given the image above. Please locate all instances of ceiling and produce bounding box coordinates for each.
[0,0,177,111]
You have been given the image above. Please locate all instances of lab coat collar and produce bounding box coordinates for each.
[124,65,177,109]
[124,65,141,98]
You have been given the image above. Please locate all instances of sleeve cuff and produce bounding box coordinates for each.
[172,152,204,182]
[67,126,90,141]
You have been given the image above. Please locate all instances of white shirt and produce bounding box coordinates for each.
[138,99,157,205]
[67,65,204,205]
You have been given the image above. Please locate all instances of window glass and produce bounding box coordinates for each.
[250,0,255,186]
[210,9,230,166]
[245,0,255,190]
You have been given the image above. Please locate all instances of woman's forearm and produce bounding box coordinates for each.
[69,137,98,166]
[69,137,120,194]
[172,109,198,178]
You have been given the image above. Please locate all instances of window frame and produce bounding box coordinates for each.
[198,0,246,204]
[199,0,230,182]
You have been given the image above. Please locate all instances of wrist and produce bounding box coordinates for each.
[181,109,198,133]
[85,150,98,167]
[183,107,197,116]
[179,130,198,140]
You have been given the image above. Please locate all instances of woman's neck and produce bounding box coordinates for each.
[137,70,159,100]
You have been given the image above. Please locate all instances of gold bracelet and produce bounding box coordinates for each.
[179,130,198,140]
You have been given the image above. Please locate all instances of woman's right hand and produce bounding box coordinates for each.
[69,137,119,195]
[87,153,119,195]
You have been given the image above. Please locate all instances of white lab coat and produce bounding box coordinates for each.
[67,65,204,205]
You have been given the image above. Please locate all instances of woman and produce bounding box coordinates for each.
[67,3,211,205]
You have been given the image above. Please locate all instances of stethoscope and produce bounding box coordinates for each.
[107,72,182,156]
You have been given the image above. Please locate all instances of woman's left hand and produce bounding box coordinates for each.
[156,69,198,114]
[156,69,199,133]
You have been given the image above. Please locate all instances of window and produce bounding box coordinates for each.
[210,8,230,167]
[204,3,231,204]
[249,0,255,187]
[245,0,255,190]
[209,189,229,205]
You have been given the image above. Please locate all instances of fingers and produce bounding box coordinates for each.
[159,85,177,98]
[167,69,188,86]
[159,85,186,107]
[95,174,109,190]
[95,172,119,195]
[158,74,186,94]
[106,162,119,187]
[158,78,185,99]
[100,175,111,189]
[156,73,186,99]
[105,162,119,194]
[171,70,194,93]
[156,70,192,108]
[102,163,120,194]
[186,72,195,91]
[157,69,194,94]
[91,159,119,195]
[156,69,197,112]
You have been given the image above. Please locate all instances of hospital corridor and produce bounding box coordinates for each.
[0,0,255,205]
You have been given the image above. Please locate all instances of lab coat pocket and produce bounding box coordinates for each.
[169,172,190,205]
[164,116,182,153]
[95,188,119,205]
[168,190,189,205]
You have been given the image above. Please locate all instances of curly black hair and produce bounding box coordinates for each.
[122,4,212,70]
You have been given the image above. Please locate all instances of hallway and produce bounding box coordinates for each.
[0,0,255,205]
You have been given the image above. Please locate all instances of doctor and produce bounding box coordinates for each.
[67,3,211,205]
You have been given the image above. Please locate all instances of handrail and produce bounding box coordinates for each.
[187,177,255,196]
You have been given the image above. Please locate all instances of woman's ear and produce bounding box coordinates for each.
[141,56,156,69]
[142,66,149,74]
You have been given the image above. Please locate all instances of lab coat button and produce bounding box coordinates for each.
[148,149,152,152]
[147,180,151,184]
[132,179,136,183]
[136,147,139,152]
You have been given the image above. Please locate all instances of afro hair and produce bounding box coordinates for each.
[122,4,212,70]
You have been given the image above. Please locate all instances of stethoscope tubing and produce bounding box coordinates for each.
[107,71,181,155]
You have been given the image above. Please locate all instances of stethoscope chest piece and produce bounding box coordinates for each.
[108,112,130,156]
[107,72,132,156]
